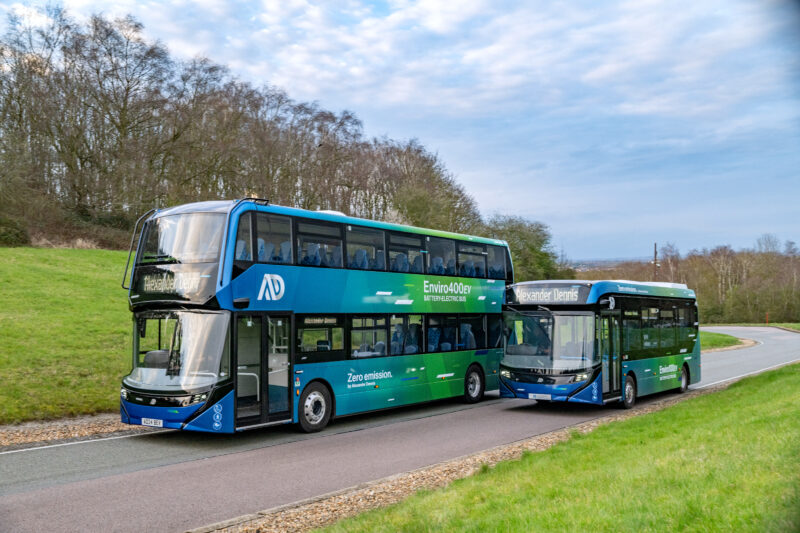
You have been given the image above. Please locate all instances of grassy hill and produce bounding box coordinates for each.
[0,248,130,424]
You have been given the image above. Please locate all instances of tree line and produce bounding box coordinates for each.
[581,236,800,323]
[0,6,571,280]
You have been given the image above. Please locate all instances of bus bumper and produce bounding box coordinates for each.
[499,374,604,405]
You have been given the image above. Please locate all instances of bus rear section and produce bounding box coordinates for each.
[499,280,701,408]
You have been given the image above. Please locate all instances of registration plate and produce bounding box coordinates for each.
[141,417,163,428]
[529,393,551,401]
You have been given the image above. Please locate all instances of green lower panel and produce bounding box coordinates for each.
[293,349,502,418]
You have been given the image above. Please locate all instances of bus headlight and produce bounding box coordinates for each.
[574,372,589,383]
[500,369,511,379]
[120,388,128,400]
[190,393,208,404]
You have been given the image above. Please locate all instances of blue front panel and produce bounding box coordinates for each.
[121,400,204,429]
[567,374,603,404]
[184,391,235,433]
[498,377,598,403]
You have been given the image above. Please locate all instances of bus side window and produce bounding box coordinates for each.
[487,315,504,348]
[458,315,486,350]
[427,237,456,276]
[297,221,343,268]
[296,316,344,362]
[659,307,676,350]
[233,212,254,279]
[255,213,292,264]
[622,309,642,359]
[346,226,386,271]
[350,316,388,358]
[487,245,506,280]
[457,243,486,278]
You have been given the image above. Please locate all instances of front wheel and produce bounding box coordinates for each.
[298,382,332,433]
[678,366,689,393]
[463,365,484,404]
[622,374,636,409]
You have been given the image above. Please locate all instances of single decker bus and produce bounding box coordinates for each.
[120,199,513,433]
[500,280,700,408]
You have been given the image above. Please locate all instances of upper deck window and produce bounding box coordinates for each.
[346,226,385,271]
[426,237,456,276]
[297,221,343,268]
[140,213,225,264]
[256,213,292,264]
[486,245,506,280]
[457,243,487,278]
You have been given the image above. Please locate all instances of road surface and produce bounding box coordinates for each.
[1,326,797,533]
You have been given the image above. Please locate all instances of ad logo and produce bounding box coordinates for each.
[258,274,285,301]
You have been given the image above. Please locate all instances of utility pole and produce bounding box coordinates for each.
[651,242,660,281]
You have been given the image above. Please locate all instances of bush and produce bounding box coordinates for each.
[0,216,30,246]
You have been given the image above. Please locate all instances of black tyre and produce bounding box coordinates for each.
[622,374,636,409]
[463,365,485,404]
[298,382,332,433]
[678,366,689,393]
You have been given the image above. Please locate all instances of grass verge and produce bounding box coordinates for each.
[699,331,742,351]
[0,247,130,424]
[710,323,800,332]
[322,363,800,533]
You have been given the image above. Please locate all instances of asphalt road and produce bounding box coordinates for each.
[1,326,797,533]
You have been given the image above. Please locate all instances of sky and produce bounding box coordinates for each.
[3,0,800,259]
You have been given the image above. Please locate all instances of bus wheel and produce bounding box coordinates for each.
[622,374,636,409]
[463,365,484,404]
[299,382,332,433]
[679,366,689,393]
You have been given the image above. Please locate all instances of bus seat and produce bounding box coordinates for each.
[407,324,421,346]
[143,350,169,368]
[259,240,274,262]
[374,341,386,356]
[440,342,452,351]
[391,253,408,272]
[404,344,419,354]
[280,241,291,263]
[373,252,385,271]
[316,340,330,351]
[460,323,477,349]
[331,245,342,267]
[391,341,401,355]
[355,249,368,269]
[236,240,251,261]
[302,243,321,266]
[445,259,456,276]
[475,262,485,277]
[428,327,441,352]
[430,256,444,275]
[410,255,423,273]
[460,260,475,277]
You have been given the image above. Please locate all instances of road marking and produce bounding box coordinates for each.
[0,429,172,456]
[695,358,800,389]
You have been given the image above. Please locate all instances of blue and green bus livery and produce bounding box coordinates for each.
[120,199,513,433]
[500,280,700,408]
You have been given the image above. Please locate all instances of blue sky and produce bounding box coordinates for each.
[5,0,800,259]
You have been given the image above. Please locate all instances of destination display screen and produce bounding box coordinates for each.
[509,283,592,305]
[130,263,218,306]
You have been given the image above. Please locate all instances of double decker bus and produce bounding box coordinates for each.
[120,199,513,433]
[500,280,700,408]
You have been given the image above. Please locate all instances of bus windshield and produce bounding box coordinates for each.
[503,311,597,372]
[124,311,230,392]
[139,213,226,264]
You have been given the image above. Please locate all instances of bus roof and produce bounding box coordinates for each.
[150,199,509,247]
[509,279,696,305]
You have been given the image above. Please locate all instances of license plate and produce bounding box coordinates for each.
[141,417,163,427]
[529,393,551,401]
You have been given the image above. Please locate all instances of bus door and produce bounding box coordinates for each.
[600,311,622,398]
[235,314,292,427]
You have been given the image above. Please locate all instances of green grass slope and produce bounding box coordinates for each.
[324,363,800,533]
[0,248,130,424]
[699,331,742,350]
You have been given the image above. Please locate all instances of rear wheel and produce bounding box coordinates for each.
[298,382,332,433]
[678,366,689,393]
[463,365,484,403]
[622,374,636,409]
